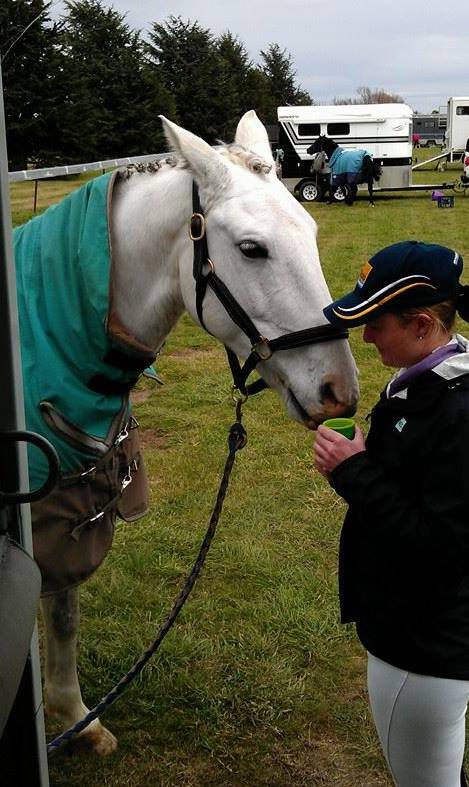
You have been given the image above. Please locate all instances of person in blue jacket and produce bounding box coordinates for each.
[314,241,469,787]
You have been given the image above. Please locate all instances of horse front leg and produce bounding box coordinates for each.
[41,588,117,755]
[368,179,375,206]
[344,184,357,206]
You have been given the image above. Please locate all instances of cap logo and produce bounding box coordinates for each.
[332,275,437,321]
[357,261,372,288]
[395,417,407,432]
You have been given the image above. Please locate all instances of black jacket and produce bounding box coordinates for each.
[331,339,469,678]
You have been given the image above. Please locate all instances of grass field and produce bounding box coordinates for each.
[10,149,469,786]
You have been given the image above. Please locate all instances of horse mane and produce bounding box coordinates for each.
[321,136,338,155]
[218,143,272,175]
[307,135,338,157]
[120,157,178,179]
[121,144,272,181]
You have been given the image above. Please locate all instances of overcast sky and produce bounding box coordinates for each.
[51,0,468,114]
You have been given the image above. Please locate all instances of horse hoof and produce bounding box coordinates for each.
[75,720,118,756]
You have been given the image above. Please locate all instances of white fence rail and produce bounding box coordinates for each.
[8,153,165,182]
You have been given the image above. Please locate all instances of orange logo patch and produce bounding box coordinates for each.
[357,261,372,288]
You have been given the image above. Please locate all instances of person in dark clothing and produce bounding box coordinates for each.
[314,241,469,787]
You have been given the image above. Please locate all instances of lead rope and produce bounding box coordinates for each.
[47,400,247,755]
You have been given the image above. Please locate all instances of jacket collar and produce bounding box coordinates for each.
[385,334,469,401]
[374,335,469,413]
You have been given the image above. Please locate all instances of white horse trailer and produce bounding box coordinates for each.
[411,97,469,170]
[277,103,413,200]
[446,97,469,158]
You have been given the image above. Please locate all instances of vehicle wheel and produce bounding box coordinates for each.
[453,179,466,193]
[299,181,322,202]
[331,185,347,202]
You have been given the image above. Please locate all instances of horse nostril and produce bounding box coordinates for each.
[320,381,340,406]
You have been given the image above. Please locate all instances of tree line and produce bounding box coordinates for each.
[333,86,404,106]
[0,0,312,170]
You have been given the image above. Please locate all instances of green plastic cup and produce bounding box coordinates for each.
[323,417,356,439]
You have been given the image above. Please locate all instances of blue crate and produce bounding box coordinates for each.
[437,196,455,208]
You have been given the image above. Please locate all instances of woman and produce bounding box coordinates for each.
[314,241,469,787]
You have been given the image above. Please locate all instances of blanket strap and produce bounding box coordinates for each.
[104,346,156,371]
[87,346,158,396]
[87,374,139,396]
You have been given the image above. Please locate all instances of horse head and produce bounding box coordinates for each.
[160,113,358,427]
[307,135,337,158]
[306,139,321,156]
[113,113,359,428]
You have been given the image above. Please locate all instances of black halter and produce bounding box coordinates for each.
[190,183,349,397]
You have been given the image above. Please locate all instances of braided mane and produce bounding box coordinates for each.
[121,143,272,180]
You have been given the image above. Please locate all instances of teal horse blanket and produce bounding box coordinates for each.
[14,172,155,489]
[328,147,371,185]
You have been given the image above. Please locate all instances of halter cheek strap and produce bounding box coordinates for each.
[190,183,349,396]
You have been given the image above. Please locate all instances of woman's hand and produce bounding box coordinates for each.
[314,424,366,478]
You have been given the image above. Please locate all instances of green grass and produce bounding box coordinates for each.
[10,171,101,226]
[10,161,469,786]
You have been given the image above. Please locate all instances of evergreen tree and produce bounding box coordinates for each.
[56,0,174,163]
[147,16,225,142]
[259,43,312,123]
[216,32,251,139]
[215,33,275,137]
[0,0,60,169]
[1,3,315,167]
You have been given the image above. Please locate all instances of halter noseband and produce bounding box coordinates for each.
[190,183,349,397]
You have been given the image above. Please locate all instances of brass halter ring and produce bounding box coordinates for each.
[189,212,205,241]
[231,385,248,405]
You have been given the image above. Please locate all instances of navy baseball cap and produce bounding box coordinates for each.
[323,241,464,328]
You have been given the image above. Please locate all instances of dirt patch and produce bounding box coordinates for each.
[267,736,389,787]
[139,427,169,450]
[166,346,220,359]
[166,732,390,787]
[131,389,153,405]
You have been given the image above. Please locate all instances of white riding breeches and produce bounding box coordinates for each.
[367,652,469,787]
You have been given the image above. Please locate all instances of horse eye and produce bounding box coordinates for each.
[239,241,268,259]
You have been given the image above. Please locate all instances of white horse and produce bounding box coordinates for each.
[38,111,359,754]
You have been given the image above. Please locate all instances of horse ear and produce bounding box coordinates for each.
[234,110,275,165]
[159,116,230,194]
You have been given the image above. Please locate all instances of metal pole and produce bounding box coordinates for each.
[0,66,49,786]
